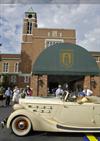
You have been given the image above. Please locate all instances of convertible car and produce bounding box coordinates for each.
[6,95,100,136]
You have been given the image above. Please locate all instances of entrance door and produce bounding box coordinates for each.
[48,75,84,94]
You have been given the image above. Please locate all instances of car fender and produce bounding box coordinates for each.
[6,109,41,131]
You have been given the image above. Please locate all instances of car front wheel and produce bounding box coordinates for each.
[11,116,31,136]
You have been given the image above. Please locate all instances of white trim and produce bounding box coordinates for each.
[19,73,32,77]
[24,21,36,23]
[1,58,20,60]
[21,42,32,44]
[31,35,75,39]
[24,17,35,20]
[1,72,20,75]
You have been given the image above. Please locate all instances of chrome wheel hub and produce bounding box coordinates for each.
[18,121,26,130]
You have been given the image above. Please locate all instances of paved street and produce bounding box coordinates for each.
[0,101,100,141]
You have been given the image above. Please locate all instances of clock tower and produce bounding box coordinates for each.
[23,7,37,35]
[21,8,38,74]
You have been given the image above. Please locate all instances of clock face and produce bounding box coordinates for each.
[28,14,32,18]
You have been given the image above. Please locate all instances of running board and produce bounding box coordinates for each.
[57,124,100,131]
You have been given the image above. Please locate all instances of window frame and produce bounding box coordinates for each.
[24,76,30,83]
[45,39,64,48]
[14,62,19,73]
[11,75,17,83]
[2,62,9,73]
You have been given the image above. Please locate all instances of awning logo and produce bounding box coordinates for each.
[60,50,73,67]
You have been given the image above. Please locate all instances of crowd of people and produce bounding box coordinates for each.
[0,85,32,107]
[0,83,94,107]
[54,84,93,102]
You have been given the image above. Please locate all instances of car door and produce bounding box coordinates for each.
[54,102,94,128]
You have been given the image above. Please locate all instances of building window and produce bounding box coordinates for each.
[3,63,9,72]
[24,76,30,83]
[45,39,64,48]
[14,62,19,72]
[11,75,17,83]
[52,31,57,37]
[96,57,100,62]
[27,21,32,34]
[59,32,62,37]
[48,32,50,37]
[94,56,100,62]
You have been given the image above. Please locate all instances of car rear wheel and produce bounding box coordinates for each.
[11,116,31,136]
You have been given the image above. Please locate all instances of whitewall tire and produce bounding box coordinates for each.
[11,116,31,136]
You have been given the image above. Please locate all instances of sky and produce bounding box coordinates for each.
[0,2,100,54]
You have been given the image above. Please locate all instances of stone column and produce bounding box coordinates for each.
[83,76,91,89]
[30,75,38,96]
[30,75,48,96]
[38,75,48,96]
[91,76,100,96]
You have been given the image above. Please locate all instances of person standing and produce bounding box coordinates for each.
[25,85,32,96]
[55,85,64,98]
[82,86,93,96]
[5,87,12,106]
[12,86,20,104]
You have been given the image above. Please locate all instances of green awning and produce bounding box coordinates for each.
[32,43,100,75]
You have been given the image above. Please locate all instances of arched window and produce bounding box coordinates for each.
[3,62,9,72]
[27,22,32,34]
[14,62,19,72]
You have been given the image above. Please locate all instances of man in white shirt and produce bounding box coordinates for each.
[83,86,93,96]
[55,85,64,98]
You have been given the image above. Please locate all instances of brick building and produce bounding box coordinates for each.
[0,54,20,88]
[0,8,100,96]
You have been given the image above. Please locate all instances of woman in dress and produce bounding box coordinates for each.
[12,86,20,104]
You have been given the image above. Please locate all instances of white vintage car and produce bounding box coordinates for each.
[7,95,100,136]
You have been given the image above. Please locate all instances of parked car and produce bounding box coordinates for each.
[6,95,100,136]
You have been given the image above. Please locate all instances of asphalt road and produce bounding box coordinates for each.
[0,101,100,141]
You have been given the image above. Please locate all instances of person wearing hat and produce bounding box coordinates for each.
[25,85,32,96]
[55,85,64,98]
